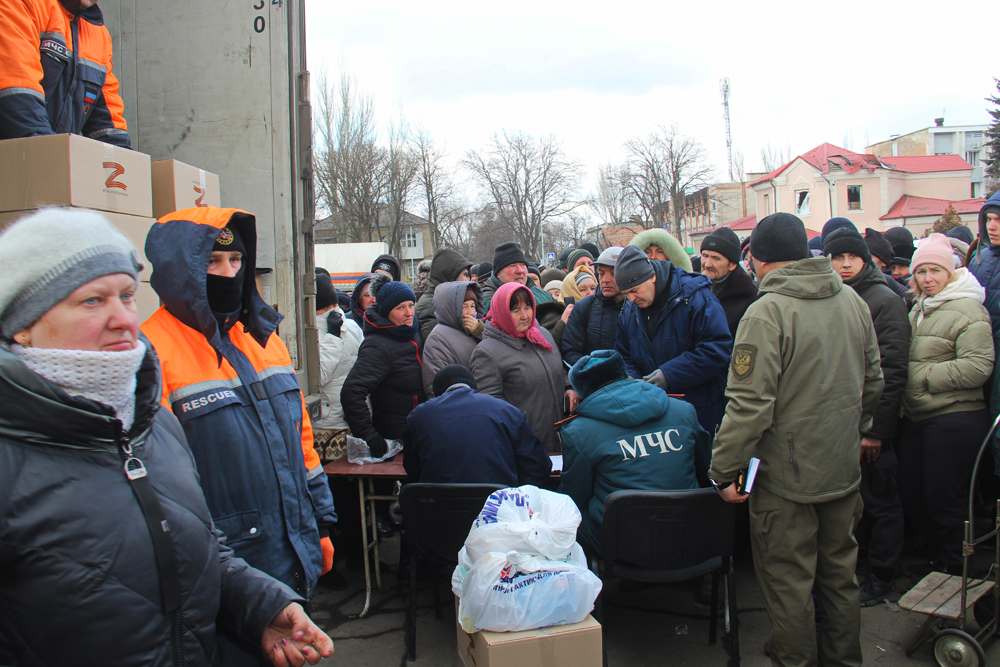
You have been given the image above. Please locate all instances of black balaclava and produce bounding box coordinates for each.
[206,226,247,330]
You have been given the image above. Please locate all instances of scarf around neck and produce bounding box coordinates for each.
[485,282,552,351]
[12,340,147,432]
[914,267,985,327]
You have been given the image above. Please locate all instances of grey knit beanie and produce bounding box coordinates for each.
[0,209,142,338]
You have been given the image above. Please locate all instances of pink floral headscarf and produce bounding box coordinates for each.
[485,282,552,352]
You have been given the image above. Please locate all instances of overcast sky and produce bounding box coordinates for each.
[306,0,995,197]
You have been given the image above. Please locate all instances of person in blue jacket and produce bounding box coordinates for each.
[612,244,733,434]
[404,365,552,486]
[558,350,710,552]
[969,190,1000,474]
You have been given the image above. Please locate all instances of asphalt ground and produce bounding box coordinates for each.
[306,515,1000,667]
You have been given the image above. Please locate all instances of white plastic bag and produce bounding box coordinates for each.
[455,543,602,632]
[451,485,602,632]
[463,486,581,562]
[346,434,402,464]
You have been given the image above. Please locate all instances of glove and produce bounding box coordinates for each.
[367,436,388,458]
[320,536,334,575]
[326,309,343,338]
[642,368,668,390]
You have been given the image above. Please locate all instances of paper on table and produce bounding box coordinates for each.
[550,455,563,472]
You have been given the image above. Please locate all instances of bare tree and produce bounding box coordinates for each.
[590,161,636,227]
[378,118,418,256]
[732,149,746,184]
[314,72,389,243]
[760,141,793,172]
[463,131,584,260]
[624,125,714,240]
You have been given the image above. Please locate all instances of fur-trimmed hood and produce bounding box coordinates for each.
[630,228,693,272]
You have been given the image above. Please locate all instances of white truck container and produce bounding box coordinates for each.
[104,0,322,401]
[315,242,389,291]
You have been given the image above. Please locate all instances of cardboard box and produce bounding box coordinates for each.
[0,208,155,282]
[0,134,152,217]
[151,159,221,219]
[455,597,602,667]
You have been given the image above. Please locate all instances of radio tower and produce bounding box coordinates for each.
[720,78,733,182]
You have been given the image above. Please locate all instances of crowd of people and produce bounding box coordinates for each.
[4,190,1000,666]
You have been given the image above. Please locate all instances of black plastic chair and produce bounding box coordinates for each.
[591,489,739,666]
[399,482,505,662]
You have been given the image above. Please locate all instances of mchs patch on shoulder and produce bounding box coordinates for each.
[732,344,757,381]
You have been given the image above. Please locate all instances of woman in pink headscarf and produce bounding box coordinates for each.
[470,282,577,452]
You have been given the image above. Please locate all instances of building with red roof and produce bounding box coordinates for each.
[750,142,973,233]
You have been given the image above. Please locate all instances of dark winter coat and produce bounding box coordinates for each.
[845,262,911,442]
[882,268,914,309]
[0,341,297,666]
[558,379,709,550]
[421,281,483,398]
[470,322,569,453]
[341,307,425,442]
[615,261,733,434]
[560,293,626,368]
[415,249,473,342]
[535,300,567,348]
[969,190,1000,420]
[710,263,758,337]
[345,274,375,328]
[404,386,552,486]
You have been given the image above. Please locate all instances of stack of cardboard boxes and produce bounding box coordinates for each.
[0,134,219,323]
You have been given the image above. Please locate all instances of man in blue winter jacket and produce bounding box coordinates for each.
[969,190,1000,473]
[558,350,710,551]
[613,243,733,434]
[403,365,553,486]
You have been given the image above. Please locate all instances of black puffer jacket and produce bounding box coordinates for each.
[847,263,911,442]
[711,264,759,337]
[560,293,626,367]
[341,308,425,443]
[882,268,914,309]
[0,340,296,666]
[415,248,473,342]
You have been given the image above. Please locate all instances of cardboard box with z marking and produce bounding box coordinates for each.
[151,159,221,219]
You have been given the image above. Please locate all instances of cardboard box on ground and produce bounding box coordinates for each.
[151,159,221,219]
[454,596,602,667]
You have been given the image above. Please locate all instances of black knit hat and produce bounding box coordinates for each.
[701,227,741,265]
[527,263,541,278]
[823,227,870,263]
[579,242,600,259]
[614,244,655,290]
[213,226,246,255]
[315,271,339,310]
[750,213,810,263]
[883,226,914,249]
[946,225,974,245]
[477,262,493,283]
[371,275,416,318]
[821,217,855,243]
[433,364,478,397]
[864,228,894,267]
[492,242,528,275]
[569,350,628,400]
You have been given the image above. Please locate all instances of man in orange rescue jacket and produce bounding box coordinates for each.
[0,0,129,146]
[141,208,335,667]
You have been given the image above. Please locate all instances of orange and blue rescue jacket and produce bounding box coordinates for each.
[0,0,129,146]
[141,207,335,596]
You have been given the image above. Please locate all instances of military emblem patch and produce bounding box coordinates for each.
[217,227,234,245]
[732,344,757,381]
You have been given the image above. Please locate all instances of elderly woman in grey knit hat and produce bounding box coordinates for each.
[0,209,333,666]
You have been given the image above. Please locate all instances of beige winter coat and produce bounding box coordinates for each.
[902,268,994,421]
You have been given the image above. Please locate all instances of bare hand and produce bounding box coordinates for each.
[566,389,581,412]
[861,437,882,463]
[561,304,575,323]
[262,603,334,667]
[718,483,749,504]
[463,314,479,334]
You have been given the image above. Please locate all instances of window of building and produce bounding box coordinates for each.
[404,229,418,248]
[764,193,770,215]
[966,150,981,167]
[934,132,954,155]
[795,190,811,217]
[847,186,862,211]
